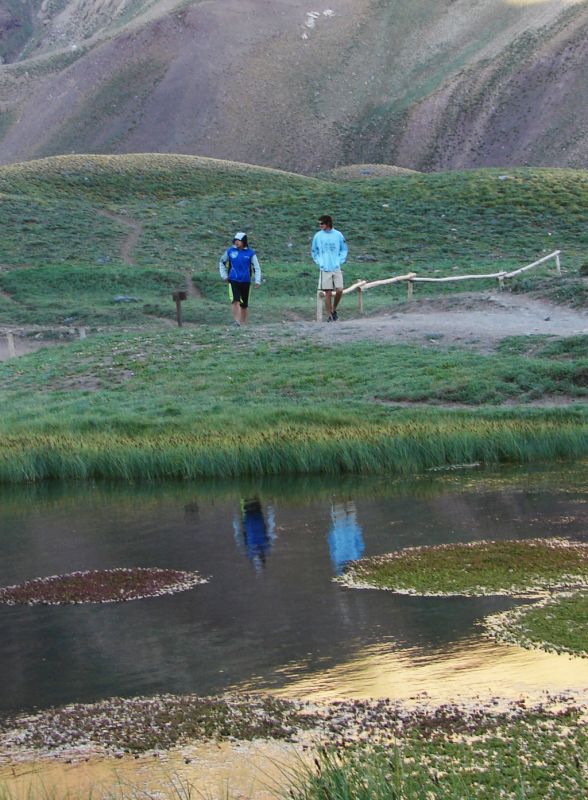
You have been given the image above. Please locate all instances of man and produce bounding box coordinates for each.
[311,214,348,321]
[219,232,262,326]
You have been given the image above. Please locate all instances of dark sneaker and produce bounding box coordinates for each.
[326,315,333,322]
[331,310,338,321]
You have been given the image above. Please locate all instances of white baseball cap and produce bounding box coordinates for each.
[233,231,247,241]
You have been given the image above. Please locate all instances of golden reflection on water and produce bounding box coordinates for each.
[273,637,588,703]
[0,740,301,800]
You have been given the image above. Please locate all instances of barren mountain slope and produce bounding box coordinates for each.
[0,0,586,172]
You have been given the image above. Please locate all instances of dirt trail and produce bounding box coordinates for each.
[96,210,143,265]
[295,292,588,352]
[2,291,588,363]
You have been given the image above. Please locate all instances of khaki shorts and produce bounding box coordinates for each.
[319,269,344,291]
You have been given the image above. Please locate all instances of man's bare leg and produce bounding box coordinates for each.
[324,289,334,319]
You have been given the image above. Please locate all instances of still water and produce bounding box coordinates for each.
[1,464,588,714]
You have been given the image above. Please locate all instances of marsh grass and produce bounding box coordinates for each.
[339,538,588,596]
[486,590,588,657]
[0,411,587,482]
[285,710,588,800]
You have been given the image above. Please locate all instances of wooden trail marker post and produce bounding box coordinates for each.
[172,290,187,327]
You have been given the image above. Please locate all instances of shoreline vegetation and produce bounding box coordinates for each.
[1,690,588,799]
[1,408,588,482]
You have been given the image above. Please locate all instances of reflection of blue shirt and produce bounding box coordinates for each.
[243,500,269,562]
[233,499,276,571]
[328,502,364,574]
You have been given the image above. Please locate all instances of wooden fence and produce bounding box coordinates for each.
[316,250,561,321]
[2,327,87,358]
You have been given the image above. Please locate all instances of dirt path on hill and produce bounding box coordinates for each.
[96,210,143,265]
[290,292,588,353]
[2,291,588,363]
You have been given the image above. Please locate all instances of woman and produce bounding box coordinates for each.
[218,232,262,326]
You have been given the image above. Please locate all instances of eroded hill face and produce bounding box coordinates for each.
[0,0,586,173]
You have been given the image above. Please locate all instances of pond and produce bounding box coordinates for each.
[2,463,588,714]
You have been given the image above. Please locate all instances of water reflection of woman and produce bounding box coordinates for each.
[328,501,365,574]
[233,497,276,571]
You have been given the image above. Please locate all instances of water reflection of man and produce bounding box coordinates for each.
[328,501,365,574]
[233,497,276,571]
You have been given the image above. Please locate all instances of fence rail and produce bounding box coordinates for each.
[316,250,561,321]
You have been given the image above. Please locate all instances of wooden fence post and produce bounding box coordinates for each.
[316,290,324,322]
[407,279,414,301]
[6,332,15,358]
[357,286,363,314]
[555,252,561,275]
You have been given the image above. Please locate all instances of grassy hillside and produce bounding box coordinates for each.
[1,154,587,328]
[0,154,587,482]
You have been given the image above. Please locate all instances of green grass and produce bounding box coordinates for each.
[3,329,588,409]
[486,590,588,657]
[0,155,587,480]
[288,717,588,800]
[0,263,184,326]
[1,328,588,480]
[338,538,588,596]
[0,158,586,308]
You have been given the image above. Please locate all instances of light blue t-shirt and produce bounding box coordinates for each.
[311,228,348,271]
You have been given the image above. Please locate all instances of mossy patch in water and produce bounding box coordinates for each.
[485,590,588,657]
[0,567,207,605]
[337,537,588,597]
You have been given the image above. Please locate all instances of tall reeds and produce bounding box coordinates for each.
[1,412,586,482]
